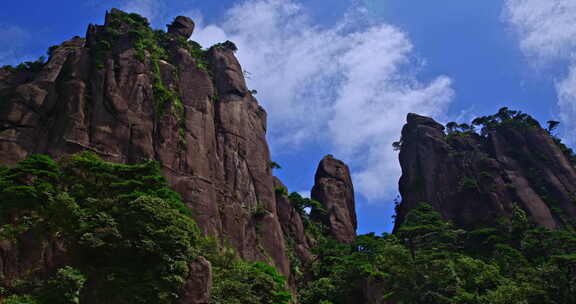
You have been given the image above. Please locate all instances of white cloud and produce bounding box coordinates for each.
[297,191,310,198]
[504,0,576,64]
[192,0,454,202]
[557,66,576,144]
[504,0,576,143]
[119,0,166,24]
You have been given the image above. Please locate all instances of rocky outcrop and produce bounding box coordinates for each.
[274,177,314,283]
[395,112,576,231]
[311,155,357,243]
[0,8,289,279]
[177,257,212,304]
[0,228,70,287]
[168,16,195,39]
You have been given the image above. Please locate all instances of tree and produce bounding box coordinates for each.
[446,122,458,133]
[546,120,560,134]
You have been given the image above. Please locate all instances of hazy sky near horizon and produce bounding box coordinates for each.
[1,0,575,234]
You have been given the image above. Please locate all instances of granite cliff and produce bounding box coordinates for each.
[0,9,358,302]
[311,155,357,244]
[4,7,574,304]
[395,109,576,231]
[0,8,290,274]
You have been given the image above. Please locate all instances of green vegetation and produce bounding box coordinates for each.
[553,136,576,166]
[1,56,47,73]
[0,153,198,303]
[459,177,479,191]
[446,121,474,134]
[211,40,238,52]
[445,107,576,167]
[470,107,540,136]
[274,186,288,197]
[0,153,290,304]
[103,11,199,145]
[298,203,576,304]
[211,261,291,304]
[269,161,282,170]
[546,120,560,134]
[288,192,325,217]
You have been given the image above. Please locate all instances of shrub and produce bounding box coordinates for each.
[42,267,86,304]
[460,177,479,191]
[269,161,282,170]
[212,40,238,52]
[0,153,199,304]
[211,260,291,304]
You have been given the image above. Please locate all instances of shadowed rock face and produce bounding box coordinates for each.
[0,8,289,281]
[311,155,357,243]
[395,113,576,231]
[273,177,315,286]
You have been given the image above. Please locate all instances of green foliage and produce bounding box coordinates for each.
[470,107,539,136]
[88,9,203,134]
[268,161,282,170]
[90,27,121,69]
[211,260,291,304]
[3,295,40,304]
[212,40,238,52]
[446,107,576,167]
[299,202,576,304]
[553,137,576,166]
[0,153,199,303]
[2,57,46,73]
[0,153,294,304]
[288,192,325,218]
[460,177,479,191]
[274,186,288,197]
[42,267,86,304]
[546,120,560,134]
[252,203,271,218]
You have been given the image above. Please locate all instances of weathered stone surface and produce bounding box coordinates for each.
[0,8,290,291]
[395,113,576,231]
[177,257,212,304]
[168,16,195,39]
[311,155,357,243]
[0,224,70,287]
[274,177,314,285]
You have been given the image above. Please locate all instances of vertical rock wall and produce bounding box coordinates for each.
[311,155,357,243]
[396,113,576,231]
[0,9,289,276]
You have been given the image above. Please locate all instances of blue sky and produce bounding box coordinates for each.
[2,0,575,234]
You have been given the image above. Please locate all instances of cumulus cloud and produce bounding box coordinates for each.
[193,0,454,202]
[504,0,576,143]
[118,0,166,24]
[504,0,576,63]
[556,66,576,144]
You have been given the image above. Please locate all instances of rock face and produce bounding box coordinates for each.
[168,16,195,39]
[0,227,70,286]
[0,8,289,280]
[395,113,576,231]
[274,177,314,285]
[177,257,213,304]
[311,155,357,243]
